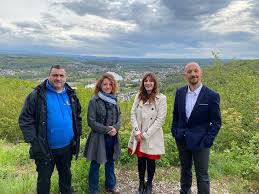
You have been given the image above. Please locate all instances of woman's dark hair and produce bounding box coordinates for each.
[138,72,159,103]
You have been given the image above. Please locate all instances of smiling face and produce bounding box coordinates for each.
[48,68,66,92]
[184,63,202,86]
[144,76,155,94]
[101,78,113,94]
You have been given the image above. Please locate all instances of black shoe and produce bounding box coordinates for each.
[144,181,152,194]
[136,182,145,194]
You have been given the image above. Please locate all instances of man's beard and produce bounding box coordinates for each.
[189,77,199,85]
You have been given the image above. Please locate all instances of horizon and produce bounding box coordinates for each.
[0,50,247,61]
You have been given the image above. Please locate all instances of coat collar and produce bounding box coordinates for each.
[187,84,203,96]
[155,93,162,99]
[139,93,162,106]
[179,85,207,122]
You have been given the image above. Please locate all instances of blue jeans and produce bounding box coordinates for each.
[88,137,116,194]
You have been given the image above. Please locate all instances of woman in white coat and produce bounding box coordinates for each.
[128,72,167,194]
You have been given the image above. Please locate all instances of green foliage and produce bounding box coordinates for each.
[216,108,249,150]
[209,134,259,192]
[0,139,110,194]
[117,129,135,165]
[0,58,258,193]
[0,140,36,194]
[157,134,178,167]
[0,77,38,141]
[70,158,89,193]
[75,87,93,138]
[227,135,259,181]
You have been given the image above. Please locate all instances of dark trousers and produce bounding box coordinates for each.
[138,157,156,184]
[177,142,210,194]
[35,144,73,194]
[88,137,116,194]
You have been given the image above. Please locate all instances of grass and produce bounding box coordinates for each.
[0,139,256,194]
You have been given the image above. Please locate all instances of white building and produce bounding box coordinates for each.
[106,71,123,81]
[85,83,95,88]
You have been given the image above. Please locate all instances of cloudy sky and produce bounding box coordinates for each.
[0,0,258,58]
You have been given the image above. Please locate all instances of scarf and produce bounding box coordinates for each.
[98,91,117,109]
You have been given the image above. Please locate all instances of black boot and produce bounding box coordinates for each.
[136,182,145,194]
[144,181,152,194]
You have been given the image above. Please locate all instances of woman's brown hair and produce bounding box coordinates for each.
[138,72,159,103]
[94,73,118,95]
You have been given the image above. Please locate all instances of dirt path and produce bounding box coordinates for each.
[99,166,231,194]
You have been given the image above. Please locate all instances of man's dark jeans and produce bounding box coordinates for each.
[177,141,210,194]
[88,137,116,194]
[35,144,73,194]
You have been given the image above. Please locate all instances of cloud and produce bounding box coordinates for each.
[162,0,233,20]
[0,0,258,58]
[14,21,46,36]
[200,0,256,33]
[61,0,159,19]
[0,25,11,34]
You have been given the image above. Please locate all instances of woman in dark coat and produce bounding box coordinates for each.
[84,73,121,194]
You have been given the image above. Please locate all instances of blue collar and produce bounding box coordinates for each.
[46,80,66,93]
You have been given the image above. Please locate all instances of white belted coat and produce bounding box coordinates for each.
[128,93,167,155]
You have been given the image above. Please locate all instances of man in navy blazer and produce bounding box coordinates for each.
[172,62,221,194]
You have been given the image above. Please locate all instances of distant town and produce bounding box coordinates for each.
[0,54,216,100]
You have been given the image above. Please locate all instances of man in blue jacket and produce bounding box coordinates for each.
[19,65,82,194]
[172,62,221,194]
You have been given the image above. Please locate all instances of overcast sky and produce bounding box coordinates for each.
[0,0,258,58]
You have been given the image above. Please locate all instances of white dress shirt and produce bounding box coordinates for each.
[185,84,203,120]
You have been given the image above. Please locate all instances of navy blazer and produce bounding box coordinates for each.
[172,85,221,150]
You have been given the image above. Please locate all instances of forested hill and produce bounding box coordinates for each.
[0,59,258,193]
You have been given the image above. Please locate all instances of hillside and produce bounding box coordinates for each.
[0,59,258,193]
